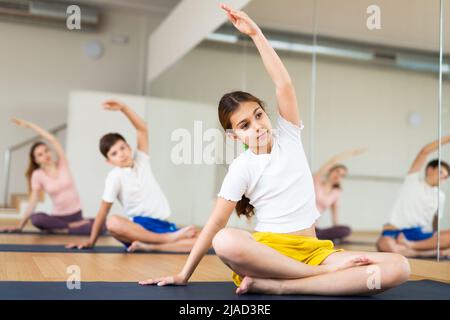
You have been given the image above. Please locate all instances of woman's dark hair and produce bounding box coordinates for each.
[327,164,348,189]
[99,133,127,158]
[26,142,47,193]
[218,91,266,219]
[426,159,450,175]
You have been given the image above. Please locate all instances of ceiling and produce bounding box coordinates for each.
[55,0,181,14]
[50,0,449,52]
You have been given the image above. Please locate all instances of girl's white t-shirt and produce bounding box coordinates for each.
[218,114,320,233]
[102,150,172,220]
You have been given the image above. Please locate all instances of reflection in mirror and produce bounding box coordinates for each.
[439,0,450,262]
[311,0,443,268]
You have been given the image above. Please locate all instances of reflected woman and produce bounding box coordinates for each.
[313,148,366,242]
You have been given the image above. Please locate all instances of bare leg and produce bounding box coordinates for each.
[213,228,370,281]
[376,236,425,257]
[397,231,450,250]
[128,237,198,253]
[237,250,410,296]
[106,215,196,244]
[68,219,90,228]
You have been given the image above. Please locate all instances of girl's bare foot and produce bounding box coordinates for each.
[68,219,90,228]
[396,233,412,248]
[236,276,283,295]
[127,241,155,252]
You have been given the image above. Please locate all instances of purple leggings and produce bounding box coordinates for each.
[316,225,352,242]
[30,210,95,235]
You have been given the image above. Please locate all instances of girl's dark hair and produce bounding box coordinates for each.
[99,133,127,158]
[26,142,46,193]
[327,164,348,189]
[218,91,266,219]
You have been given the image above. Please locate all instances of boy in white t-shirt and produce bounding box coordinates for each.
[377,135,450,257]
[67,101,197,252]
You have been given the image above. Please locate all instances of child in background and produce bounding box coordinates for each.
[67,101,197,252]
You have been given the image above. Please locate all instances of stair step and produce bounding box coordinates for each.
[0,207,18,214]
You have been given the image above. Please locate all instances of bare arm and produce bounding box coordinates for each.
[139,197,236,285]
[0,190,40,232]
[102,101,149,154]
[330,202,339,226]
[221,4,300,126]
[409,135,450,174]
[314,148,366,179]
[66,201,112,249]
[12,118,65,161]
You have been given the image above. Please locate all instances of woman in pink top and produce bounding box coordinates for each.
[313,148,366,242]
[0,118,97,235]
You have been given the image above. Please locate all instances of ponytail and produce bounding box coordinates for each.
[236,195,255,219]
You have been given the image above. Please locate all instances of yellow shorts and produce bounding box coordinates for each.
[232,231,344,286]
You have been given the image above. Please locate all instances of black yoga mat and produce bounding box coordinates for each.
[0,280,448,300]
[0,243,215,255]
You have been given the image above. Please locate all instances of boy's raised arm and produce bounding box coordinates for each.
[102,101,149,154]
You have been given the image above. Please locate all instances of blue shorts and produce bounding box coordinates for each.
[120,216,179,248]
[381,227,434,241]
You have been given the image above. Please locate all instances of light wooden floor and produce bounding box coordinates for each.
[0,221,448,283]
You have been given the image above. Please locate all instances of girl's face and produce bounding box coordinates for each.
[33,144,54,167]
[327,167,348,185]
[106,140,133,168]
[229,101,273,153]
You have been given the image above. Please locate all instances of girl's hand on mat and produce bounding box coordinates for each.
[326,255,373,273]
[65,241,94,250]
[139,273,187,286]
[102,100,126,112]
[220,3,260,37]
[11,118,30,128]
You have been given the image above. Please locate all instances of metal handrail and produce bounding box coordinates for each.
[1,124,67,207]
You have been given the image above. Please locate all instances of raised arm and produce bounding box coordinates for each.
[139,197,236,286]
[409,135,450,174]
[12,118,65,161]
[102,101,149,154]
[314,148,366,179]
[221,4,300,126]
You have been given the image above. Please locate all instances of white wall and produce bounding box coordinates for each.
[0,9,164,205]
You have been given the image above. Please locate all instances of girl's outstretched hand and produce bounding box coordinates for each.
[220,3,260,36]
[139,273,187,286]
[12,118,30,128]
[102,100,126,112]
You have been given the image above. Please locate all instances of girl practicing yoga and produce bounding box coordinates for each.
[313,148,366,242]
[139,4,410,296]
[0,119,95,235]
